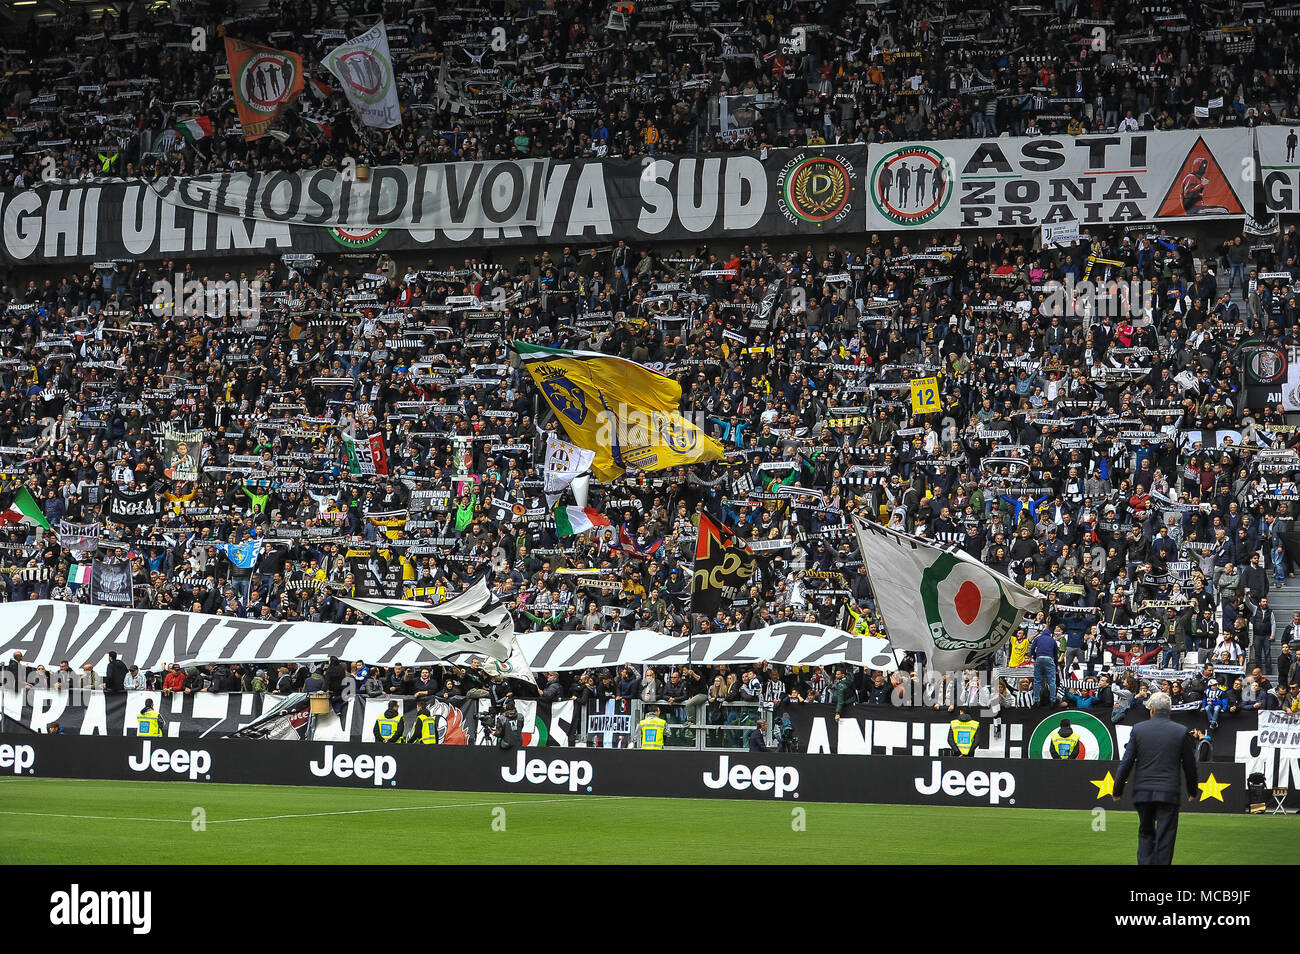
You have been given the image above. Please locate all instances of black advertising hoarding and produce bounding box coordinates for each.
[0,732,1245,813]
[0,147,866,265]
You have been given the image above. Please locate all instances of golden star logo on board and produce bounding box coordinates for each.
[1198,773,1230,802]
[1090,771,1115,798]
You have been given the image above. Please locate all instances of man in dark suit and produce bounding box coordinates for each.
[1112,691,1200,865]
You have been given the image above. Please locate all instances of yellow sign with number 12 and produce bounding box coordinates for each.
[910,376,941,414]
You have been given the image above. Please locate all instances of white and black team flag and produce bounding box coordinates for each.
[325,21,402,129]
[347,546,405,599]
[56,520,100,556]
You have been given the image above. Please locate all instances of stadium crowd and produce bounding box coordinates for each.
[4,217,1300,722]
[2,0,1300,733]
[2,0,1299,183]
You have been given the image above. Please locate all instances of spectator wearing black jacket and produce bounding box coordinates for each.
[1242,553,1270,603]
[539,671,564,704]
[410,668,439,700]
[104,651,128,693]
[324,656,346,698]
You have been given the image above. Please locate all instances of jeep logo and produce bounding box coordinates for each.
[702,755,800,799]
[0,742,35,775]
[914,760,1015,804]
[308,744,396,786]
[500,750,593,792]
[127,740,211,781]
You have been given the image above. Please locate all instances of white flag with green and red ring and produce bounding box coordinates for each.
[853,515,1044,670]
[340,579,535,684]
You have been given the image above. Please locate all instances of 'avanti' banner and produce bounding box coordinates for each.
[0,602,895,675]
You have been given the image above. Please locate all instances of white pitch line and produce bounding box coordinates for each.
[0,795,629,826]
[0,810,190,824]
[0,796,627,826]
[210,796,623,824]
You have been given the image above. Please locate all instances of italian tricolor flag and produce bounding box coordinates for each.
[1,487,51,530]
[553,505,610,537]
[176,116,213,143]
[68,564,92,585]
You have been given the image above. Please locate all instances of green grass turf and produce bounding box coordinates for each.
[1,777,1296,864]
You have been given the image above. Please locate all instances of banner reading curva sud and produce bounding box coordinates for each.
[0,146,866,264]
[867,130,1251,230]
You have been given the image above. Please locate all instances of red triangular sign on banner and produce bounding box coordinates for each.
[1155,136,1245,217]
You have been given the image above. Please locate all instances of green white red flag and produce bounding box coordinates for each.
[1,487,51,530]
[552,505,610,537]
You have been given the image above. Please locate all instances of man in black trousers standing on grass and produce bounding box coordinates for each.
[1112,691,1199,865]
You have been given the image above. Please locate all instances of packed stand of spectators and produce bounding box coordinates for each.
[5,213,1300,728]
[4,0,1300,186]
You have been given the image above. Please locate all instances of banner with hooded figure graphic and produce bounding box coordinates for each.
[853,515,1043,669]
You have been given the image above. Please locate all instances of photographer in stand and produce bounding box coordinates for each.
[493,701,524,750]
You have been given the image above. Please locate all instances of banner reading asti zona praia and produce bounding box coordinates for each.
[0,129,1264,264]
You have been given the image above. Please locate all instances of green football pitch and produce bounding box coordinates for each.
[1,777,1296,865]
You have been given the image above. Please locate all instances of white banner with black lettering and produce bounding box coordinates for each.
[1257,709,1300,751]
[516,622,897,672]
[0,603,897,675]
[867,130,1252,229]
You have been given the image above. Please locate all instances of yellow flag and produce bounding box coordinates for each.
[514,341,723,481]
[910,376,941,414]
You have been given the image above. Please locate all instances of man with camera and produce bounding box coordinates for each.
[493,702,524,750]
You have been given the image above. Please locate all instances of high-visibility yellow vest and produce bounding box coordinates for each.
[414,713,439,744]
[1049,730,1080,759]
[949,719,979,756]
[136,710,162,737]
[638,716,667,750]
[375,714,403,742]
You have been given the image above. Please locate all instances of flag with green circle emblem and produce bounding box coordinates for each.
[325,21,402,130]
[1028,710,1114,760]
[340,579,535,685]
[853,515,1043,670]
[224,37,304,141]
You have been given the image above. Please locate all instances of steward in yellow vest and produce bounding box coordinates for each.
[948,710,979,757]
[412,702,440,744]
[136,700,163,737]
[374,701,405,743]
[1048,719,1081,759]
[637,705,668,750]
